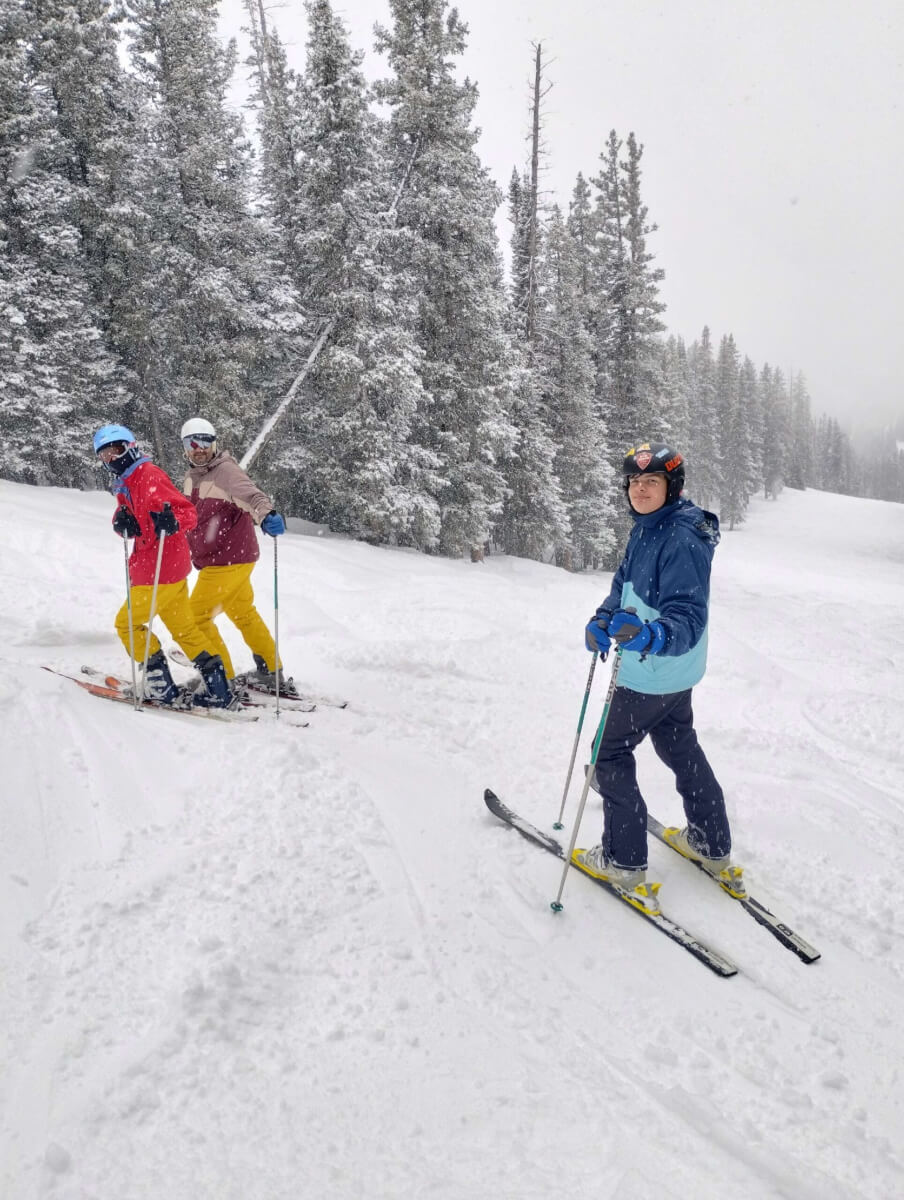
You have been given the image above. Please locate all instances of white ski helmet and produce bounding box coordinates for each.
[181,417,217,456]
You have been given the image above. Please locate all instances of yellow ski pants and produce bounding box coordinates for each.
[115,580,210,664]
[188,562,278,680]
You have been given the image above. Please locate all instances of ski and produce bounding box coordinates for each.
[166,646,341,709]
[77,666,311,726]
[646,815,821,965]
[484,789,738,978]
[235,676,348,710]
[43,666,260,724]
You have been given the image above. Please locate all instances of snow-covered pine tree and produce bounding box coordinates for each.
[116,0,285,469]
[566,172,594,301]
[242,6,304,277]
[591,131,666,452]
[716,333,740,518]
[263,0,438,546]
[812,416,855,496]
[785,372,813,490]
[497,87,570,563]
[685,327,720,510]
[534,205,617,569]
[759,364,788,499]
[658,335,691,451]
[507,168,533,340]
[0,0,130,485]
[374,0,517,559]
[720,350,762,529]
[739,354,764,499]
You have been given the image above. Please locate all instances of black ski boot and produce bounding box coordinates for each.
[246,653,299,698]
[192,651,240,710]
[144,649,181,704]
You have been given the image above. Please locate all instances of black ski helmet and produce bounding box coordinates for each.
[623,442,685,506]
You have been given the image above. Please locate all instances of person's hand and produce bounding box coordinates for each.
[608,609,666,655]
[261,511,285,536]
[112,507,141,538]
[585,610,612,654]
[150,505,179,536]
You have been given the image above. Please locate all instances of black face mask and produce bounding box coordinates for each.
[100,445,142,476]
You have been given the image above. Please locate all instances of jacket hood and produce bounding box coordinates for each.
[633,497,721,548]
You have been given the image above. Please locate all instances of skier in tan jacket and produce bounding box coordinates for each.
[180,418,287,687]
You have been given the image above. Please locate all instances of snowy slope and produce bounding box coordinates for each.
[1,477,903,1200]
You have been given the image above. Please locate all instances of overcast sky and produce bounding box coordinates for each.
[220,0,904,431]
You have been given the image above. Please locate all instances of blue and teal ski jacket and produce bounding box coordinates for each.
[598,498,721,695]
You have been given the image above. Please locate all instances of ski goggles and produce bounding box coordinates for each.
[182,434,216,450]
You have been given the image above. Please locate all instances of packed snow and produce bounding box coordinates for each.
[2,477,903,1199]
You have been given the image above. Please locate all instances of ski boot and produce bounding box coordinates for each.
[241,653,300,699]
[192,651,242,710]
[662,826,747,899]
[143,649,182,705]
[572,846,662,915]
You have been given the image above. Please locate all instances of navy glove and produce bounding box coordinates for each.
[585,609,612,654]
[261,511,285,536]
[608,609,667,655]
[112,507,141,539]
[150,506,179,537]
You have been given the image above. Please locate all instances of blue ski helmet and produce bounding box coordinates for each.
[93,424,142,476]
[93,424,137,454]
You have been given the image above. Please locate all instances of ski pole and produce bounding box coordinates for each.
[550,649,623,912]
[137,504,170,709]
[552,651,599,830]
[273,536,280,721]
[122,536,139,710]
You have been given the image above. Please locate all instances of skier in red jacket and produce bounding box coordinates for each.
[93,424,233,708]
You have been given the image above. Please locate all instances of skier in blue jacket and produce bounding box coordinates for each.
[576,442,733,892]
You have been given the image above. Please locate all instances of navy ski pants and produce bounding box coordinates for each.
[594,686,731,870]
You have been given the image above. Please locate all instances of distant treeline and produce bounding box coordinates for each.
[2,0,900,568]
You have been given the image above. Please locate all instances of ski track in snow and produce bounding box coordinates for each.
[2,478,904,1199]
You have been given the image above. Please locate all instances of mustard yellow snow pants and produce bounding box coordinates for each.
[115,580,210,664]
[188,562,278,680]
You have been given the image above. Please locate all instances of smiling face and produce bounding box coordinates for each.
[182,435,216,467]
[627,472,668,514]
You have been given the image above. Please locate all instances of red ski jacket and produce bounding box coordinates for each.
[112,458,198,586]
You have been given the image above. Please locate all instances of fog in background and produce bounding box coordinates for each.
[220,0,903,433]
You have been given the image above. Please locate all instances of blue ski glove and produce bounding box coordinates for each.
[150,506,179,536]
[261,510,285,536]
[585,609,612,654]
[112,507,141,539]
[608,609,667,655]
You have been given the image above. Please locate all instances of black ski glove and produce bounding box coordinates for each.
[112,507,141,539]
[150,505,179,536]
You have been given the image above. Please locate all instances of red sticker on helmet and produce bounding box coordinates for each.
[635,451,653,470]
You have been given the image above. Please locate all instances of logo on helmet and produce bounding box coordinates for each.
[664,454,683,472]
[635,451,653,471]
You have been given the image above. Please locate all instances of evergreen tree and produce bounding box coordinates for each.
[686,328,720,509]
[499,167,571,562]
[535,206,617,568]
[375,0,517,558]
[268,0,438,546]
[785,372,813,489]
[659,335,691,450]
[117,0,285,469]
[566,172,594,301]
[760,364,788,499]
[0,0,130,485]
[592,131,666,452]
[716,333,740,516]
[720,354,761,529]
[507,168,532,339]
